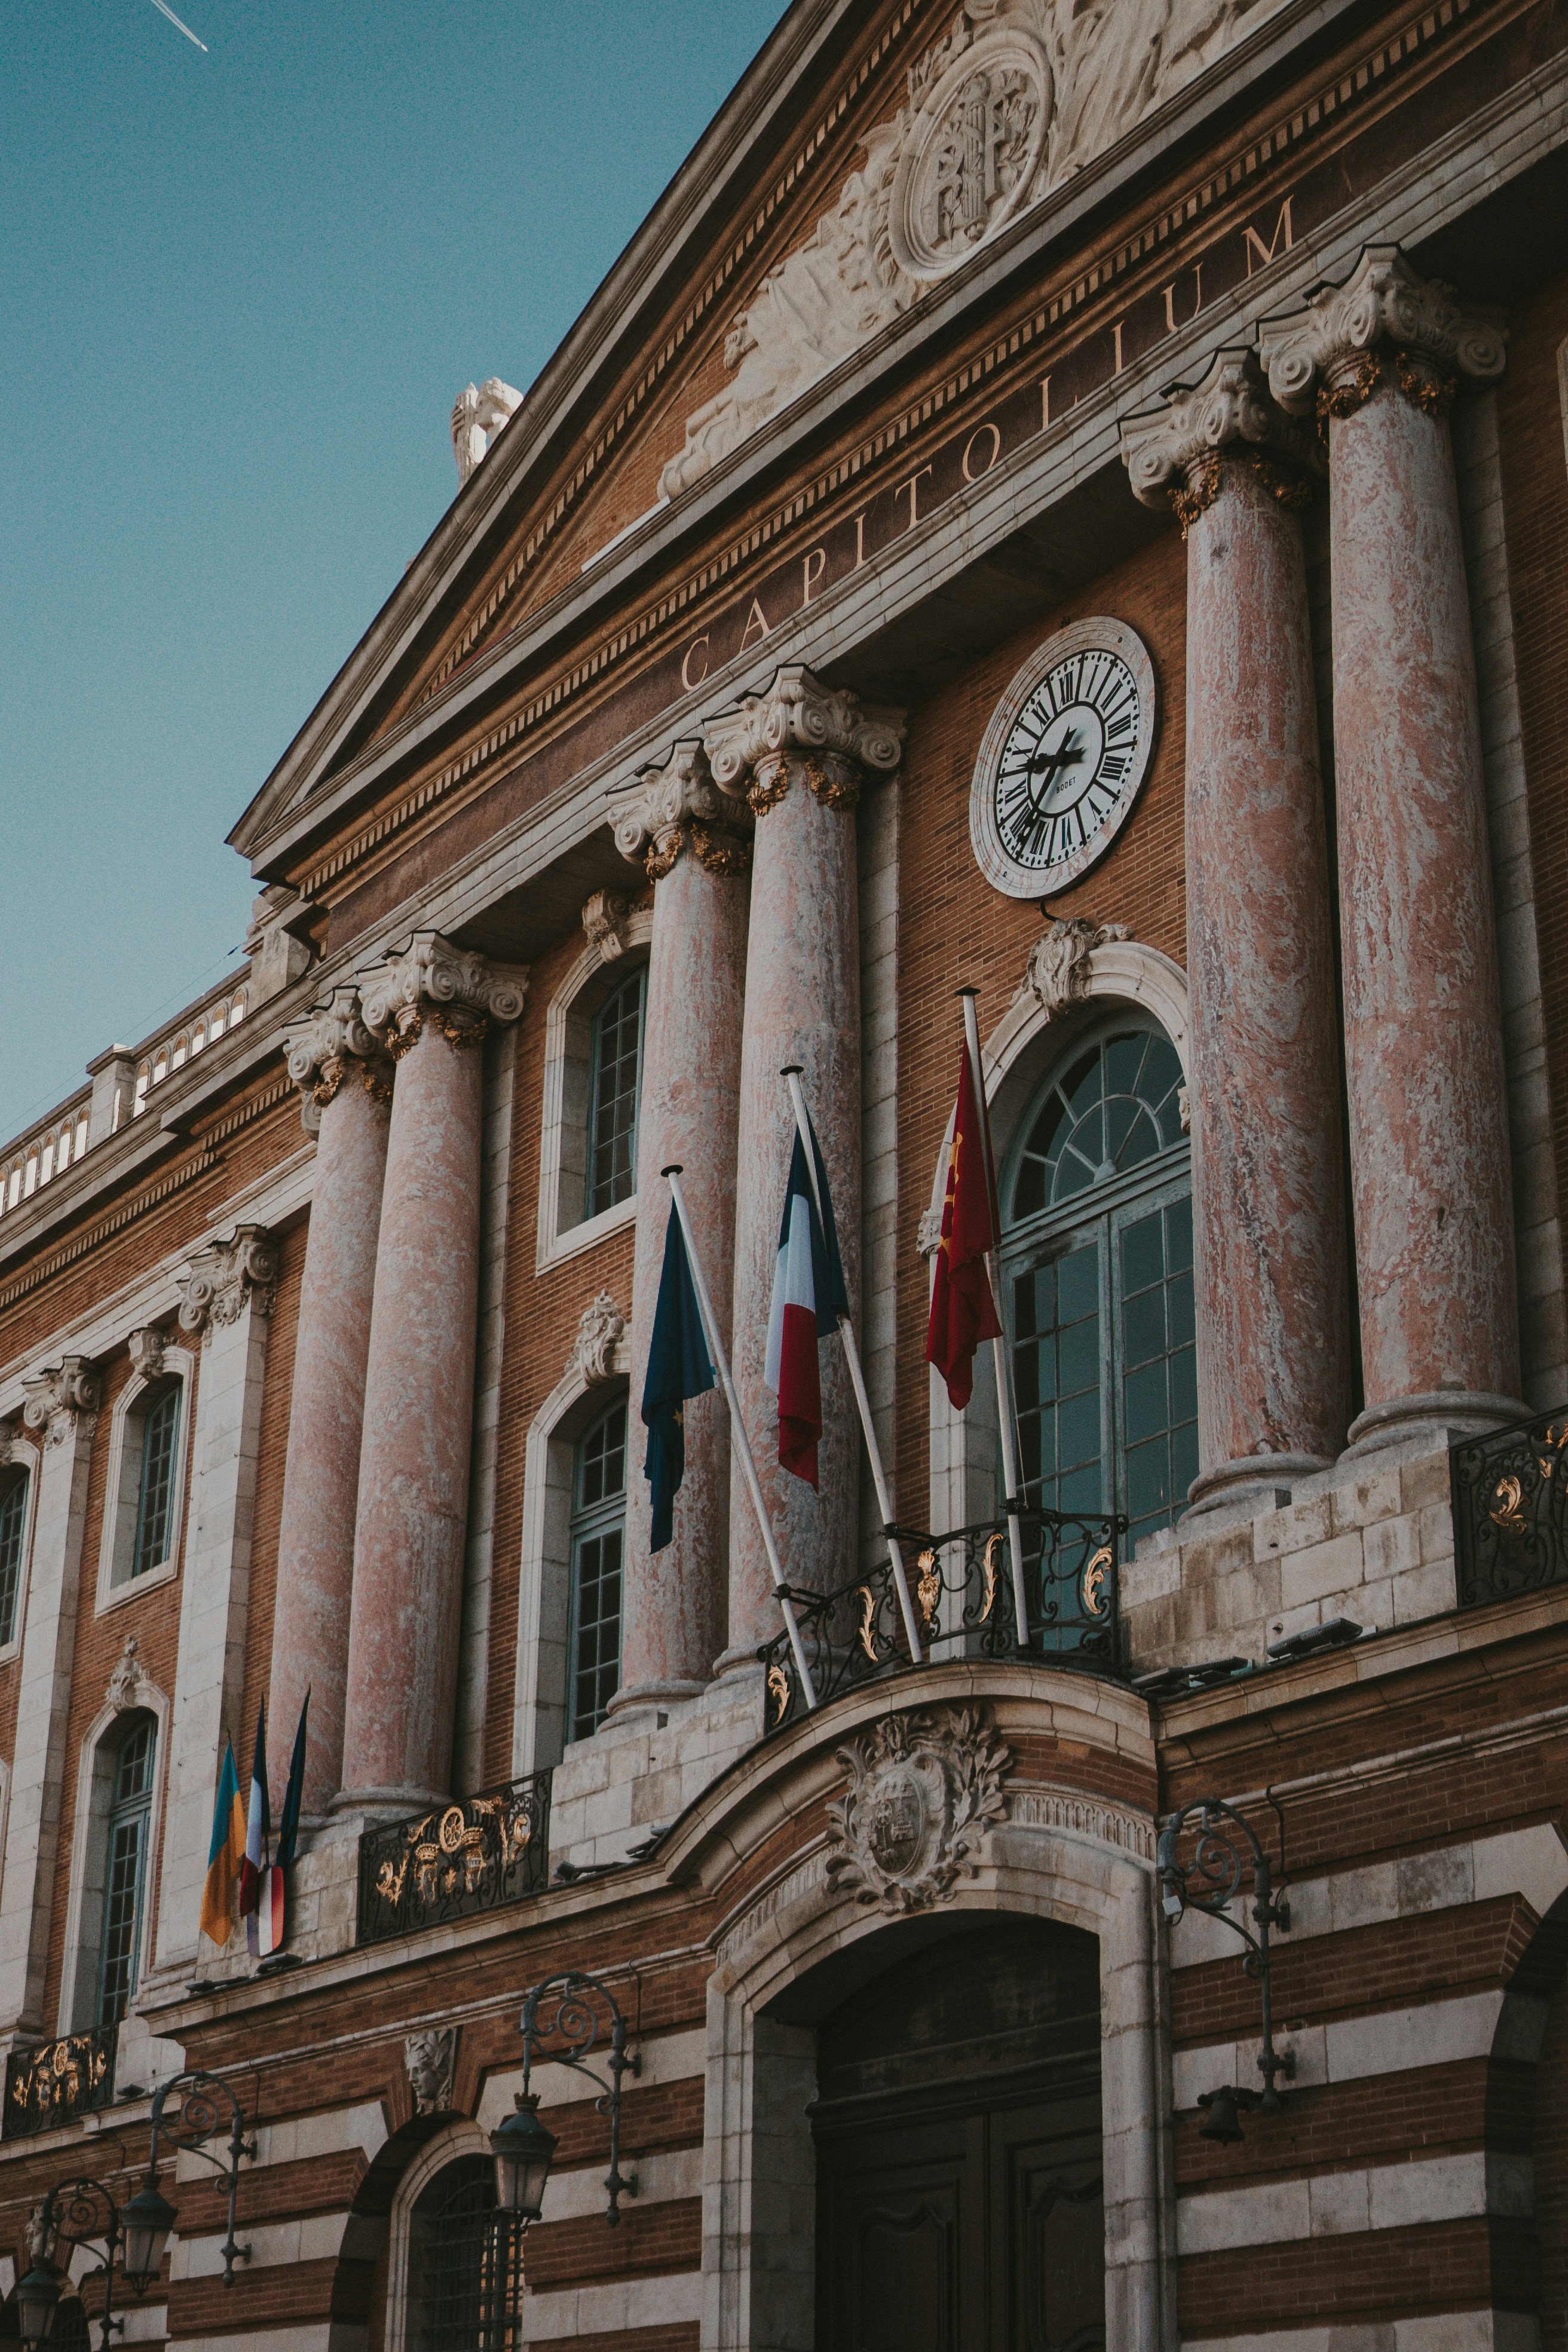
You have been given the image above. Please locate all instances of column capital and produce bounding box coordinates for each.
[1120,349,1321,531]
[176,1224,278,1342]
[284,985,394,1134]
[358,932,529,1059]
[610,742,754,881]
[1258,244,1505,422]
[703,665,905,817]
[21,1357,100,1444]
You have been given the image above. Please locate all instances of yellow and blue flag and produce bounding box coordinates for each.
[199,1738,246,1947]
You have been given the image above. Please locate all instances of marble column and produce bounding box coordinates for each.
[605,745,752,1711]
[703,667,904,1670]
[155,1231,276,1979]
[266,990,392,1816]
[1122,351,1351,1508]
[0,1365,97,2041]
[1260,246,1524,1450]
[336,935,527,1812]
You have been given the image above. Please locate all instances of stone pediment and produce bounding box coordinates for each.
[234,0,1297,866]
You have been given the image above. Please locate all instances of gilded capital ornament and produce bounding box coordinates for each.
[358,932,529,1058]
[608,741,752,881]
[1257,244,1505,422]
[1120,349,1321,529]
[177,1224,278,1340]
[21,1356,100,1444]
[702,665,905,817]
[284,984,393,1134]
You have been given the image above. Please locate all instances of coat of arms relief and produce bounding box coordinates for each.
[825,1705,1012,1913]
[659,0,1286,500]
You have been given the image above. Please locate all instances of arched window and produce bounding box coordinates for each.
[569,1398,626,1739]
[0,1466,29,1649]
[132,1386,181,1580]
[133,1065,149,1118]
[1003,1021,1195,1549]
[585,969,645,1220]
[405,2157,503,2352]
[229,992,247,1027]
[96,1715,155,2025]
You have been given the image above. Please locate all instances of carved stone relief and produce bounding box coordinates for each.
[451,379,522,486]
[126,1327,168,1384]
[659,0,1291,498]
[581,891,631,963]
[21,1358,100,1446]
[404,2025,459,2115]
[824,1704,1011,1913]
[359,932,529,1059]
[1014,917,1130,1019]
[105,1637,151,1714]
[568,1293,626,1384]
[177,1226,278,1341]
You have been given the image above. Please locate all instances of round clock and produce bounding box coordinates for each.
[969,618,1157,899]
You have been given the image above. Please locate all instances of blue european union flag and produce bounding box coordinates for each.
[642,1200,716,1551]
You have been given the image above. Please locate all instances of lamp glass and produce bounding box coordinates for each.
[491,2096,557,2222]
[16,2264,62,2351]
[121,2182,176,2292]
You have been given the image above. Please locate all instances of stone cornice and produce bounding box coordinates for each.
[1258,242,1506,415]
[284,985,393,1135]
[704,664,905,816]
[609,742,752,881]
[358,932,529,1058]
[176,1225,278,1340]
[1120,348,1321,522]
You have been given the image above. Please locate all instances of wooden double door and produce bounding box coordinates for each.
[811,1921,1105,2352]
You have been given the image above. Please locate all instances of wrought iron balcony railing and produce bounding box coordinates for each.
[1453,1407,1568,1609]
[2,2023,117,2139]
[357,1771,552,1947]
[757,1506,1125,1735]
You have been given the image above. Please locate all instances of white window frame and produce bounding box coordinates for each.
[96,1343,197,1613]
[924,936,1190,1541]
[512,1346,632,1777]
[0,1436,41,1668]
[57,1683,170,2035]
[534,909,652,1273]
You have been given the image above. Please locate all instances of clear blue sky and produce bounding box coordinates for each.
[0,0,791,1143]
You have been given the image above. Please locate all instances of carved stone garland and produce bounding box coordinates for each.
[1257,243,1506,432]
[1120,348,1321,538]
[358,932,529,1060]
[703,666,905,820]
[608,741,753,883]
[284,984,394,1135]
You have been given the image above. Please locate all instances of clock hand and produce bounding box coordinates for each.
[1022,731,1085,811]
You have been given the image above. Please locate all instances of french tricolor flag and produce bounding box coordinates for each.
[765,1120,849,1486]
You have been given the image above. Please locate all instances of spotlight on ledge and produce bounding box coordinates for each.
[1265,1616,1366,1665]
[1131,1656,1252,1700]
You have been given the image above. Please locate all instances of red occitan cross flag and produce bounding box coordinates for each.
[925,1040,1003,1410]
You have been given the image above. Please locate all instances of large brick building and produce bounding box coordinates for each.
[2,0,1566,2342]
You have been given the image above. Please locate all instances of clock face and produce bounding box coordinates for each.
[970,620,1157,899]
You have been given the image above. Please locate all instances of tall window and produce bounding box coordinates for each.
[1004,1024,1196,1550]
[569,1400,626,1740]
[97,1717,155,2025]
[586,969,645,1218]
[0,1469,27,1647]
[406,2157,507,2352]
[132,1386,181,1579]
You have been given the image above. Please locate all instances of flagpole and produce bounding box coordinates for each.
[779,1069,926,1668]
[957,990,1033,1647]
[662,1166,818,1710]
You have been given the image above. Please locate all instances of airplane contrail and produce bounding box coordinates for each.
[147,0,208,50]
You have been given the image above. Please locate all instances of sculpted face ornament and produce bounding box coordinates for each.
[825,1705,1011,1913]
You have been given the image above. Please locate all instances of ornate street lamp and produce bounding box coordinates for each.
[16,2067,255,2352]
[1157,1796,1294,2140]
[504,1972,639,2227]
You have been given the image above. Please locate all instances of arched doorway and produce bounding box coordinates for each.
[811,1917,1105,2351]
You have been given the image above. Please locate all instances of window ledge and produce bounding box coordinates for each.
[536,1193,636,1275]
[98,1557,177,1618]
